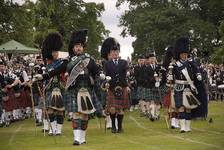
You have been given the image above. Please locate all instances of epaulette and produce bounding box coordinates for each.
[84,53,90,57]
[85,53,95,60]
[175,61,182,67]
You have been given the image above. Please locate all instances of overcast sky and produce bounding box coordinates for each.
[14,0,135,59]
[83,0,135,59]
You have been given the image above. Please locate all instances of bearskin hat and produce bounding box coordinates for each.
[174,37,189,60]
[101,37,120,60]
[36,55,42,60]
[41,32,63,60]
[68,29,88,56]
[145,52,156,59]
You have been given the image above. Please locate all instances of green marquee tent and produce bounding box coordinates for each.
[0,40,39,54]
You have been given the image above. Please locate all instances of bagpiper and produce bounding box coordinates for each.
[66,29,102,145]
[40,32,67,135]
[168,37,207,133]
[100,38,114,129]
[134,55,147,117]
[143,53,160,121]
[103,37,130,133]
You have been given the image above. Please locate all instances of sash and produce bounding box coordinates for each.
[176,61,197,93]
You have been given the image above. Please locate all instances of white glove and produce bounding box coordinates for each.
[197,73,202,81]
[167,74,173,81]
[155,81,160,87]
[106,76,111,81]
[99,73,106,80]
[126,87,131,93]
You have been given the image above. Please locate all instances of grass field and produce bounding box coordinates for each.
[0,101,224,150]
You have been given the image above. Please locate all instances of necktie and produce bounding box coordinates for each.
[114,59,118,65]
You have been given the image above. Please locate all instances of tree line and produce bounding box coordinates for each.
[0,0,109,58]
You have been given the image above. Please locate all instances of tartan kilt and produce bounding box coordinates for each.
[160,85,168,98]
[107,87,129,109]
[2,90,14,112]
[163,89,172,107]
[24,89,32,108]
[143,88,155,101]
[16,94,24,109]
[20,90,28,108]
[137,86,144,100]
[66,87,102,114]
[130,87,138,101]
[154,85,168,102]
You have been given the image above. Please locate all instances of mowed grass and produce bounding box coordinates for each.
[0,101,224,150]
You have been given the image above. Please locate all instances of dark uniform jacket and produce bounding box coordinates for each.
[104,59,128,89]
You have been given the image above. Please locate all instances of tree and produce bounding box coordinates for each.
[0,0,108,59]
[212,20,224,64]
[33,0,108,58]
[117,0,224,62]
[0,0,34,46]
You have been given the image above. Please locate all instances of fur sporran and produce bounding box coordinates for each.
[50,88,64,111]
[113,86,123,98]
[182,88,200,109]
[77,88,96,114]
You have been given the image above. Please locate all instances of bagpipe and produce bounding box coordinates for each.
[99,71,111,92]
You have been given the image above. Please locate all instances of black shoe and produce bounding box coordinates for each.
[150,117,155,122]
[56,133,61,136]
[42,129,49,133]
[48,133,53,136]
[180,130,186,133]
[73,140,80,145]
[80,141,86,144]
[117,128,124,133]
[171,126,176,129]
[111,128,117,133]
